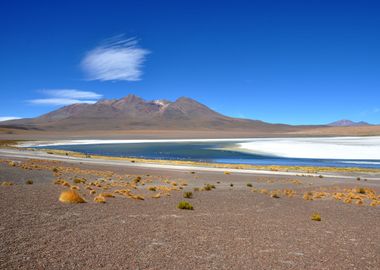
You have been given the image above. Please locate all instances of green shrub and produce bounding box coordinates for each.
[25,180,33,185]
[230,183,234,187]
[177,201,194,210]
[247,183,253,187]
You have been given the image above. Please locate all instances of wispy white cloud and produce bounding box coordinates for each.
[29,89,102,106]
[81,35,150,81]
[30,99,97,106]
[41,89,102,99]
[0,116,22,122]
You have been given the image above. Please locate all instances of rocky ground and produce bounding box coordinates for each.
[0,158,379,269]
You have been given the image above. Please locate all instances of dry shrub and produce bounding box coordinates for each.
[270,191,280,198]
[54,179,64,185]
[152,193,161,199]
[370,200,379,207]
[303,192,313,201]
[100,193,115,198]
[62,181,71,187]
[94,195,106,203]
[59,190,86,203]
[344,198,352,204]
[356,199,364,205]
[183,191,193,199]
[311,213,321,221]
[1,181,13,186]
[177,201,194,210]
[73,178,86,184]
[131,194,144,200]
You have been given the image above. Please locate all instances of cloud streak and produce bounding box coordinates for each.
[81,35,150,81]
[0,116,22,122]
[30,99,97,106]
[42,89,102,99]
[29,89,102,106]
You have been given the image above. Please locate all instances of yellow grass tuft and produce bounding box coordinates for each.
[131,194,145,200]
[70,185,79,190]
[224,171,231,175]
[270,191,280,198]
[62,181,71,187]
[311,213,321,221]
[100,193,115,198]
[303,192,313,201]
[94,195,106,203]
[59,190,86,203]
[344,198,352,204]
[90,190,96,195]
[283,189,295,197]
[152,193,161,199]
[148,186,157,191]
[370,200,379,207]
[1,181,14,186]
[73,178,86,184]
[54,179,64,185]
[177,201,194,210]
[356,199,363,205]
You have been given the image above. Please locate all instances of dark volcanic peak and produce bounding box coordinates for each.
[328,119,371,127]
[0,94,300,132]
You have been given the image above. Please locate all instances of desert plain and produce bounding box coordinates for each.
[0,145,379,270]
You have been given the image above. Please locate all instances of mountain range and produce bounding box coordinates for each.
[0,95,375,135]
[327,120,371,127]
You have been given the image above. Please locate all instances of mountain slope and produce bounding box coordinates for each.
[1,94,299,132]
[328,119,371,127]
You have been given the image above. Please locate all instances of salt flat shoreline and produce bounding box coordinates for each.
[19,136,380,161]
[1,148,380,181]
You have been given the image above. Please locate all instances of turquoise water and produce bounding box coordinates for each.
[39,141,380,169]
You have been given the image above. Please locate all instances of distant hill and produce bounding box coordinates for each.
[0,94,305,132]
[328,119,371,127]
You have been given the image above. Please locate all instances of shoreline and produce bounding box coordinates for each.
[18,136,380,162]
[1,147,380,180]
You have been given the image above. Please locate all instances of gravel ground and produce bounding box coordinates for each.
[0,159,379,270]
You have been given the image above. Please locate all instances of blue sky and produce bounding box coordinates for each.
[0,0,379,124]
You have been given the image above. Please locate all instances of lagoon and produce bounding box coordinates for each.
[33,137,380,169]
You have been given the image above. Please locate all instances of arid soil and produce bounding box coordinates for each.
[0,157,379,269]
[1,125,380,141]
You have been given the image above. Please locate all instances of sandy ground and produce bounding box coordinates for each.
[0,155,379,269]
[1,126,380,141]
